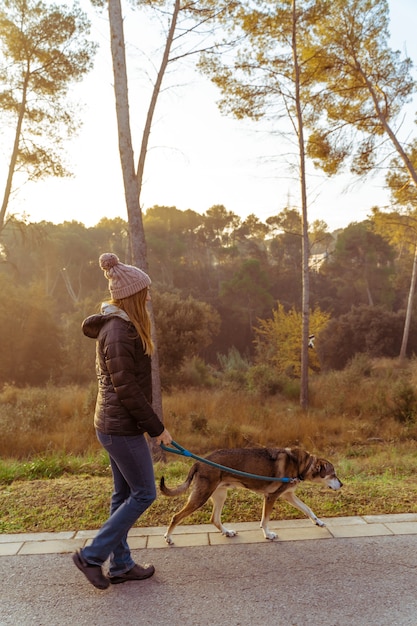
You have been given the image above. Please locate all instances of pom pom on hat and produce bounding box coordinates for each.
[99,252,119,271]
[99,252,151,299]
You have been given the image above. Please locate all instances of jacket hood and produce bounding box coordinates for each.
[82,303,131,339]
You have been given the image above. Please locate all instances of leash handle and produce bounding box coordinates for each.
[160,441,192,457]
[160,440,294,483]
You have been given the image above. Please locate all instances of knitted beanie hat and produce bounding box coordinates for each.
[99,252,151,299]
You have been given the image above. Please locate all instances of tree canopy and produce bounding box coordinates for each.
[0,0,97,230]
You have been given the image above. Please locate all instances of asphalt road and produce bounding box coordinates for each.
[2,535,417,626]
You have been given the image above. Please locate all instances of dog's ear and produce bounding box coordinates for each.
[315,460,332,478]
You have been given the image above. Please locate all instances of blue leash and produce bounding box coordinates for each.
[160,440,294,483]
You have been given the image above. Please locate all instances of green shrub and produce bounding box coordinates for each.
[281,378,301,401]
[178,357,215,388]
[246,364,284,395]
[346,353,373,379]
[217,347,250,371]
[391,381,417,423]
[217,347,250,389]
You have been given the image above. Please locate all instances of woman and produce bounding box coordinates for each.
[72,252,172,590]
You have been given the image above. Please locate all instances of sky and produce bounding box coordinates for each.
[2,0,417,232]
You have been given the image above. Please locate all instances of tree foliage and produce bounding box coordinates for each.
[307,0,416,178]
[322,221,395,312]
[220,258,274,330]
[386,141,417,209]
[0,0,97,230]
[316,305,417,371]
[305,0,417,360]
[254,302,330,377]
[1,207,417,386]
[152,290,221,385]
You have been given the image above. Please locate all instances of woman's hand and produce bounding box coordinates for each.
[155,428,173,446]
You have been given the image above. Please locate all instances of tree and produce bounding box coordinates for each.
[220,258,274,333]
[99,0,232,265]
[233,214,269,260]
[203,204,241,249]
[267,208,303,274]
[322,221,395,312]
[97,0,230,438]
[383,144,417,360]
[308,0,417,359]
[316,305,415,371]
[0,0,97,232]
[254,302,330,377]
[198,0,334,408]
[103,0,166,435]
[152,291,221,386]
[308,0,416,181]
[236,214,269,242]
[386,142,417,209]
[4,219,107,306]
[144,205,204,288]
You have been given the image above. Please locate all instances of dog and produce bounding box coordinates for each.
[160,446,342,544]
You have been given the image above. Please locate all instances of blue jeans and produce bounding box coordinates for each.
[80,431,156,576]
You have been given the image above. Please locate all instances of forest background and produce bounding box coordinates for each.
[3,205,417,389]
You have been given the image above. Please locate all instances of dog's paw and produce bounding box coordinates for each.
[314,518,326,527]
[223,529,237,537]
[263,531,277,540]
[164,533,174,545]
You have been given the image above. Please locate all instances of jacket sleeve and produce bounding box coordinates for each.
[103,321,164,438]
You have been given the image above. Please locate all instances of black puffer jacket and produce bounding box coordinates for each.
[82,309,164,438]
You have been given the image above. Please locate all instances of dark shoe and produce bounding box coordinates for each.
[108,563,155,584]
[72,550,110,590]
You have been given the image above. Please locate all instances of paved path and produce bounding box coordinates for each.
[1,514,417,626]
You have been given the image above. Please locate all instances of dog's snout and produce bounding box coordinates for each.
[328,477,342,490]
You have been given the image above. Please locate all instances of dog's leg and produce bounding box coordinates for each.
[260,493,281,540]
[210,486,237,537]
[260,483,292,540]
[164,487,213,545]
[280,491,325,526]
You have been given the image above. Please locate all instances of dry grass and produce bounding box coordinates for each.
[2,358,417,533]
[2,358,417,458]
[0,382,100,458]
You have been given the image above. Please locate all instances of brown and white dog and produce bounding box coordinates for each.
[160,446,342,544]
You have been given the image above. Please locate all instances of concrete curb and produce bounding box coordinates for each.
[2,513,417,556]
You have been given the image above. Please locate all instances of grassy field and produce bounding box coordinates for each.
[1,445,417,533]
[1,357,417,533]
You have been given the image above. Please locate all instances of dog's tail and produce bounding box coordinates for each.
[160,464,198,497]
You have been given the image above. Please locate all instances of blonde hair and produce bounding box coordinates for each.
[110,288,154,356]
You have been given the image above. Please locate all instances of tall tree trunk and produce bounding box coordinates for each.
[292,0,310,409]
[107,0,164,454]
[0,72,29,232]
[108,0,146,265]
[399,241,417,361]
[134,0,180,446]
